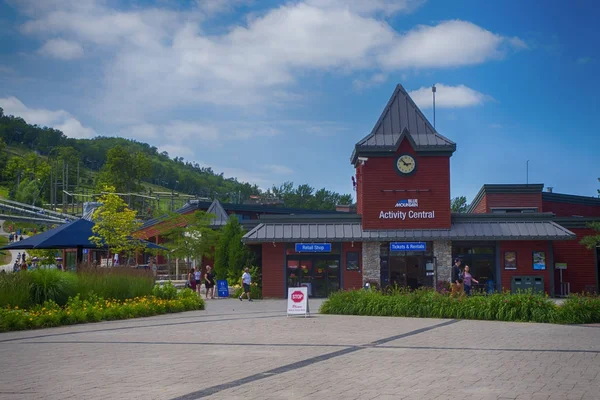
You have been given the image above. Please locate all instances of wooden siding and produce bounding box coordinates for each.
[499,241,551,293]
[552,229,598,294]
[486,193,543,212]
[543,201,600,217]
[359,138,451,229]
[261,243,285,298]
[342,242,363,290]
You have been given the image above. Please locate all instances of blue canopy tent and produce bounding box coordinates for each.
[2,218,166,264]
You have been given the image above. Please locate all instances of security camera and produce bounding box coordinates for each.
[357,157,369,162]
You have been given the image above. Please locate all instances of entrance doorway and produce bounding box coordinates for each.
[379,242,435,289]
[286,257,340,297]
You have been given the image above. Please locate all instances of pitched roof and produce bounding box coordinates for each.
[351,84,456,163]
[242,219,575,243]
[206,199,229,226]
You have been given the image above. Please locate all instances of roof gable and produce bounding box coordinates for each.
[206,199,230,226]
[351,84,456,163]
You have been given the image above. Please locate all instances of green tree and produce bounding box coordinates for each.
[451,196,469,213]
[89,185,143,265]
[96,147,151,193]
[214,216,253,281]
[14,179,42,206]
[581,181,600,249]
[28,249,61,267]
[0,137,7,172]
[161,211,219,266]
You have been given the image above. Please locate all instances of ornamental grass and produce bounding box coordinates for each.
[319,288,600,325]
[0,267,155,309]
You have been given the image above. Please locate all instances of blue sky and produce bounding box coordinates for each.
[0,0,598,203]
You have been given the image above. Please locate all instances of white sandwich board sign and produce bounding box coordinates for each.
[287,287,309,317]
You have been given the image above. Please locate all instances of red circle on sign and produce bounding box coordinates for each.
[291,291,304,303]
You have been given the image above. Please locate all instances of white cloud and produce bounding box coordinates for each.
[353,73,387,90]
[382,20,512,69]
[195,0,253,16]
[0,96,95,138]
[305,0,426,16]
[38,38,83,59]
[577,56,592,65]
[262,164,294,175]
[10,0,525,121]
[409,84,491,109]
[54,117,96,139]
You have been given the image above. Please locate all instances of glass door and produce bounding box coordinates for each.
[327,260,340,294]
[287,256,340,298]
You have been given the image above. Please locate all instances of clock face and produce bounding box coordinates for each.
[396,154,417,175]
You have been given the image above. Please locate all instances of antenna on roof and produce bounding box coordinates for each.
[432,85,436,128]
[526,160,529,185]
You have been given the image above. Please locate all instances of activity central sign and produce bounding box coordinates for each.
[379,210,435,219]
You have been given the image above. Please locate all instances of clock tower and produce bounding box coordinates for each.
[351,85,456,230]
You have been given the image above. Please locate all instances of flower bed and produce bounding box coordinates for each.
[319,289,600,324]
[0,286,204,332]
[0,268,155,309]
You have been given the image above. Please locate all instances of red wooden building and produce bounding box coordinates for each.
[242,85,600,298]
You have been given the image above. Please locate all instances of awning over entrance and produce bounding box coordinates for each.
[242,220,576,243]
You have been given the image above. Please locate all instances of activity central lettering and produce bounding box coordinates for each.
[379,210,435,220]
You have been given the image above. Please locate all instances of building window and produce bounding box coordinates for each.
[346,251,360,271]
[504,252,517,270]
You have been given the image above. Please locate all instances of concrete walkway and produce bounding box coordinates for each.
[0,219,20,272]
[1,298,599,400]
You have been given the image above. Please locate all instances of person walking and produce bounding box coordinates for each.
[187,268,197,292]
[462,265,479,296]
[194,266,202,296]
[204,266,215,300]
[149,257,157,278]
[451,258,463,297]
[239,267,253,302]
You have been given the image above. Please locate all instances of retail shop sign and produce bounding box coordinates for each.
[295,243,331,253]
[287,287,310,317]
[390,242,427,251]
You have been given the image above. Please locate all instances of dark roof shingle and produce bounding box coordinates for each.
[351,84,456,163]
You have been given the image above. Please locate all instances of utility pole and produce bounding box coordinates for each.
[432,84,436,128]
[49,162,53,208]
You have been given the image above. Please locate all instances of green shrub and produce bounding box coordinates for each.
[557,294,600,324]
[232,284,262,299]
[320,289,573,323]
[152,281,178,300]
[28,269,78,306]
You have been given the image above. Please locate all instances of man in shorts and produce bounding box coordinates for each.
[239,267,253,302]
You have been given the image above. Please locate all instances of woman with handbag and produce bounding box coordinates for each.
[187,268,196,292]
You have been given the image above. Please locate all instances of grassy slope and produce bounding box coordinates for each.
[1,146,192,214]
[0,236,11,265]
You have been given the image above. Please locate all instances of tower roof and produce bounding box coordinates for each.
[351,84,456,164]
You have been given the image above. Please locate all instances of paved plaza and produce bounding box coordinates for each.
[1,299,599,400]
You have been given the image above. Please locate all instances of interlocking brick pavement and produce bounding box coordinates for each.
[1,299,599,399]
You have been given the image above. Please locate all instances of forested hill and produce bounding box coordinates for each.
[0,107,353,212]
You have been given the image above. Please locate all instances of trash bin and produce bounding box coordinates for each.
[511,276,544,294]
